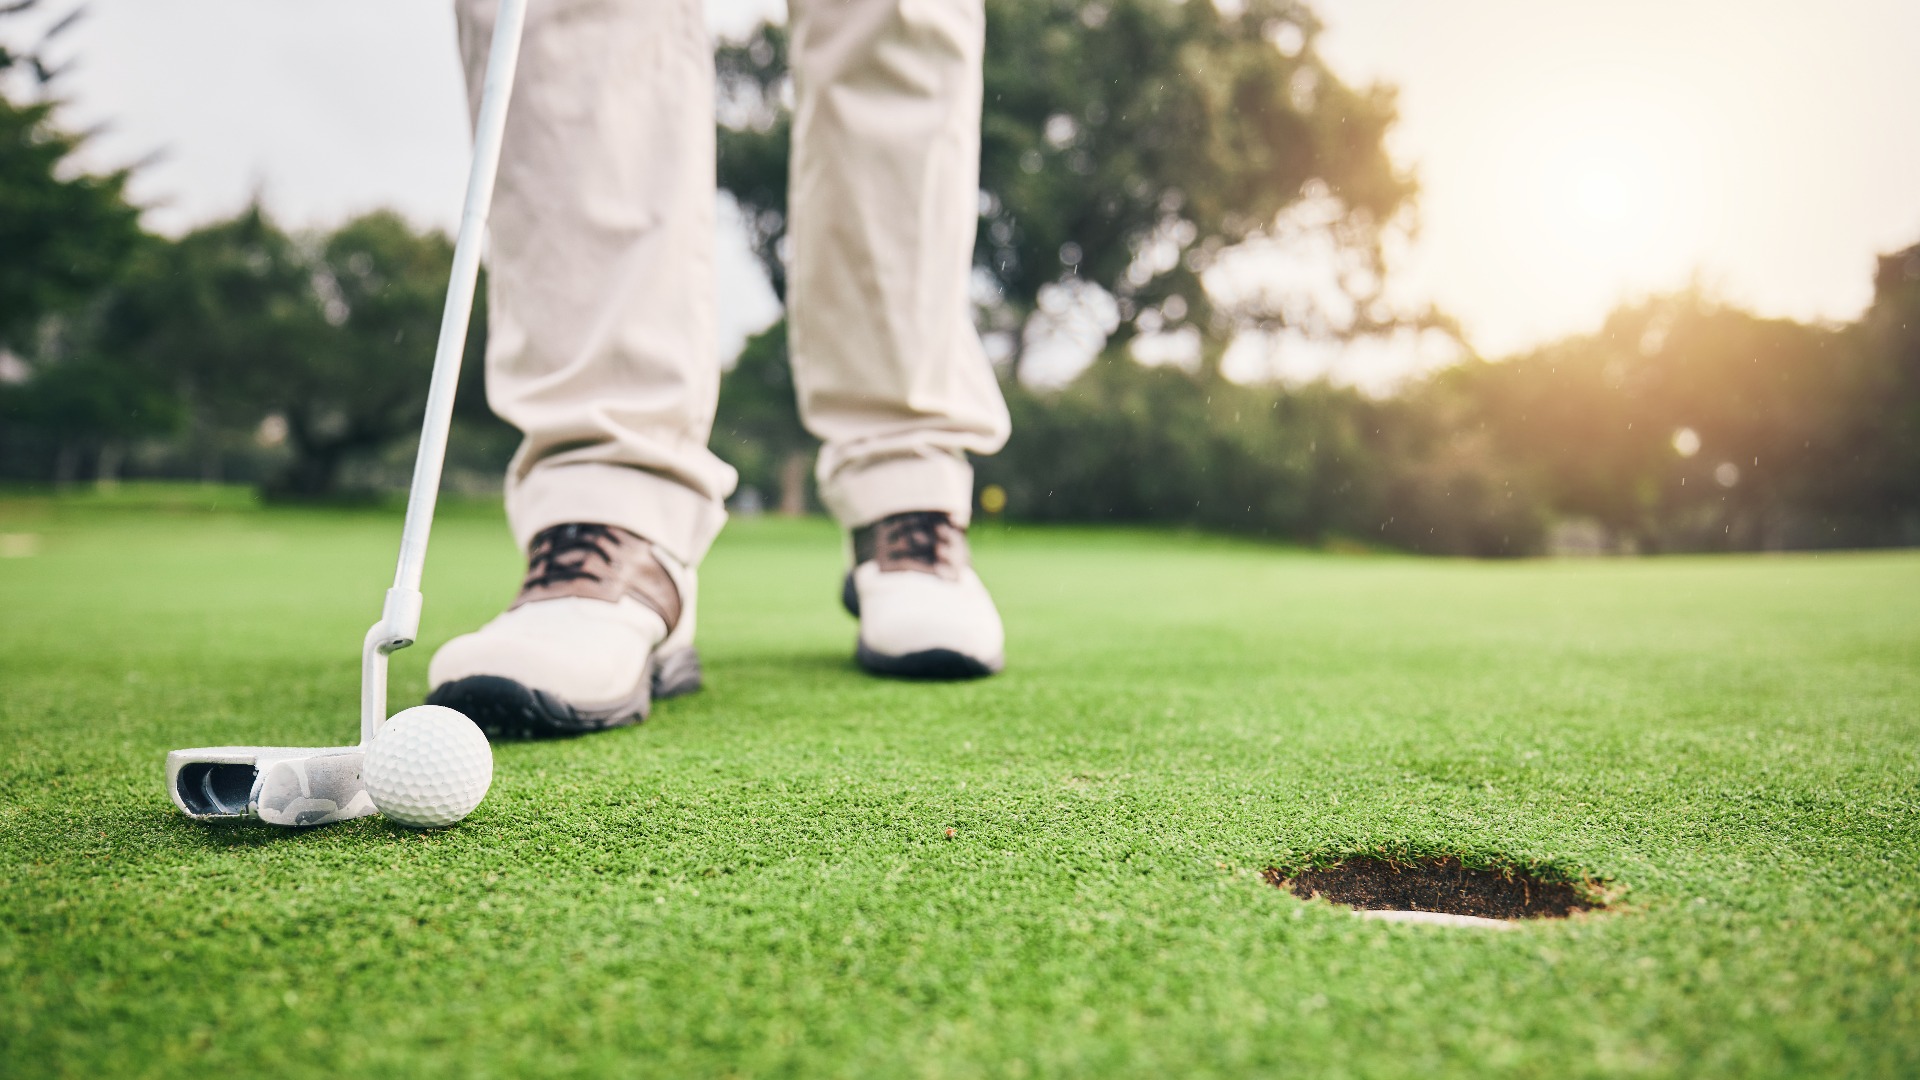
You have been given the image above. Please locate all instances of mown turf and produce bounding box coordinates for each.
[2,486,1916,1078]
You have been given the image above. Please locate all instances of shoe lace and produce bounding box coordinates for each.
[523,523,620,589]
[876,511,950,569]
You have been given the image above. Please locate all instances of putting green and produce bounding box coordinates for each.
[2,487,1916,1078]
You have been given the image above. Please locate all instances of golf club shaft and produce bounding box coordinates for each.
[391,0,528,601]
[361,0,527,743]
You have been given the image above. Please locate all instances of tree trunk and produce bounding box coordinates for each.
[778,450,810,516]
[274,446,345,499]
[52,442,79,488]
[95,442,124,490]
[200,447,222,484]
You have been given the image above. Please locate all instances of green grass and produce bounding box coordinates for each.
[2,487,1916,1078]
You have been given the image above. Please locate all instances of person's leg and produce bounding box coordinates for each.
[786,0,1009,523]
[431,0,729,736]
[787,0,1010,676]
[458,0,733,562]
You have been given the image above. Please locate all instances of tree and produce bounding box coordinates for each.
[84,206,467,497]
[1822,243,1920,542]
[0,4,141,349]
[0,274,181,483]
[716,0,1414,376]
[977,357,1374,541]
[275,211,464,497]
[0,3,154,480]
[1422,290,1883,552]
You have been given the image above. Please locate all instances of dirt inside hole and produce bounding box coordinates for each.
[1265,857,1602,921]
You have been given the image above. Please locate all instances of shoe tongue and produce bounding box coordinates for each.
[514,525,682,630]
[871,513,965,579]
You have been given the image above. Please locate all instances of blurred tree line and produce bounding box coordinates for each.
[3,0,1916,552]
[974,272,1920,555]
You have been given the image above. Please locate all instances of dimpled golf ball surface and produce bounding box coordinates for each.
[363,705,493,828]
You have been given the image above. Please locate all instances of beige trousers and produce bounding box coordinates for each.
[455,0,1010,566]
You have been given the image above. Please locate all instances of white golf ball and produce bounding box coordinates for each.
[363,704,493,828]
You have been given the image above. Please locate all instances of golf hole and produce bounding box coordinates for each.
[1265,857,1605,927]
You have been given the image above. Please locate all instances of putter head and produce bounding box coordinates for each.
[166,746,376,827]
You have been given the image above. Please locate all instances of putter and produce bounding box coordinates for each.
[166,0,529,826]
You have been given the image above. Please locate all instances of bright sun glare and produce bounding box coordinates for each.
[1533,122,1679,260]
[1470,85,1721,335]
[1568,159,1637,227]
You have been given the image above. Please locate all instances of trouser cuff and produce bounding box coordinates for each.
[506,462,728,566]
[819,452,975,529]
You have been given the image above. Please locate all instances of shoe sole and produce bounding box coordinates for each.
[854,641,1002,679]
[426,646,703,740]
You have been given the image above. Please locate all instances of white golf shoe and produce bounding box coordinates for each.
[427,523,700,738]
[841,511,1004,678]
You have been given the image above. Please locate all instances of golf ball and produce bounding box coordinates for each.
[363,705,493,828]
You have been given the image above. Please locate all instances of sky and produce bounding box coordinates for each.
[9,0,1919,382]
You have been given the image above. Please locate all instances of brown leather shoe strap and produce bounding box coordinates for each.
[511,523,682,630]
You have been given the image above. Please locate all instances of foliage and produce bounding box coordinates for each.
[0,3,150,474]
[966,253,1920,557]
[976,352,1543,556]
[0,93,140,347]
[59,206,481,497]
[278,210,463,497]
[708,243,1919,556]
[1823,243,1920,536]
[1434,291,1913,552]
[714,23,793,303]
[982,359,1363,537]
[0,4,141,348]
